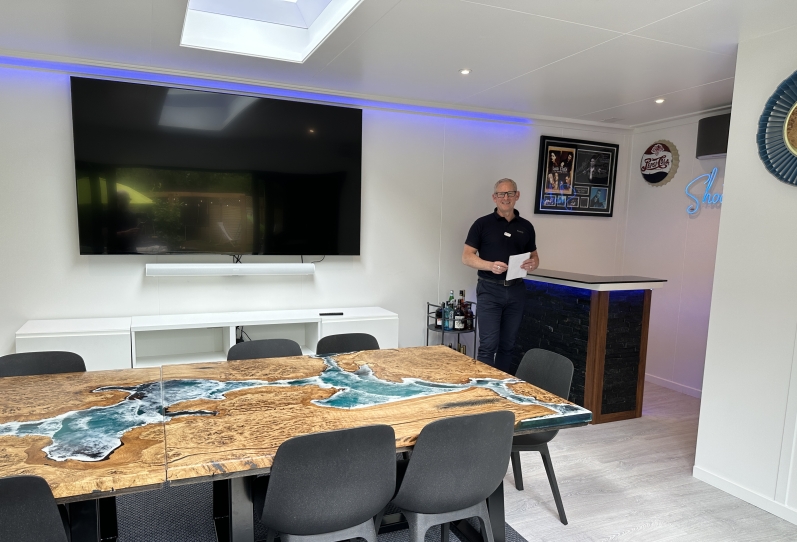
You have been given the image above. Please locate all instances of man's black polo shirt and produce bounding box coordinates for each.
[465,209,536,280]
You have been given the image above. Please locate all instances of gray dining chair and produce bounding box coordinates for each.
[0,475,68,542]
[227,338,303,361]
[510,348,574,525]
[315,333,380,356]
[260,424,396,542]
[388,411,515,542]
[0,351,85,377]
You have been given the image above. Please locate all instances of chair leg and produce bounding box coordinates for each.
[441,521,450,542]
[510,451,524,490]
[539,443,568,525]
[361,518,378,542]
[403,511,431,542]
[475,500,496,542]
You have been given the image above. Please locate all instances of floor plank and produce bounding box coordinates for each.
[504,383,797,541]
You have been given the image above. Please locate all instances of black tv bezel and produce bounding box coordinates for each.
[70,76,363,257]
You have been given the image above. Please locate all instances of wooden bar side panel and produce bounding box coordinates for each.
[584,291,609,423]
[635,289,653,419]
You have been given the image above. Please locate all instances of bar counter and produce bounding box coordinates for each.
[512,269,666,424]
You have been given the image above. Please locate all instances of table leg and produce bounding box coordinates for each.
[67,497,118,542]
[450,481,505,542]
[487,481,505,542]
[213,477,254,542]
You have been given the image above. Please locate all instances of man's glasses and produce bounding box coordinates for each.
[494,191,518,198]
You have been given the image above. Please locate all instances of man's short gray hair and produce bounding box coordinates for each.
[494,178,517,192]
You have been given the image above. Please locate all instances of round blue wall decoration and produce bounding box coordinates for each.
[758,69,797,185]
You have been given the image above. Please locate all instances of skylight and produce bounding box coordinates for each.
[181,0,363,63]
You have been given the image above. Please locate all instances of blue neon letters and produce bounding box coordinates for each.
[685,167,722,215]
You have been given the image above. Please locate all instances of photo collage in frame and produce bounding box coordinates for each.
[534,136,619,217]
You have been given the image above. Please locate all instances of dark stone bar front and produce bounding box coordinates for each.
[511,270,665,424]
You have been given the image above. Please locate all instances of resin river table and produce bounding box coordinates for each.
[0,345,591,542]
[161,346,592,542]
[0,367,165,541]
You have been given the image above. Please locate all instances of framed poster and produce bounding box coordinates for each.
[534,136,619,217]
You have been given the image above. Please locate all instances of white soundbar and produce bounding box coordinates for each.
[145,263,315,277]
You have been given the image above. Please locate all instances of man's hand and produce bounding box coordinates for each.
[520,251,539,272]
[490,261,508,275]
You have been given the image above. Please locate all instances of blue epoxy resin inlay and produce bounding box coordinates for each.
[0,356,590,462]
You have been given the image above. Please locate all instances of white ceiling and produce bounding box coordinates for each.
[0,0,796,126]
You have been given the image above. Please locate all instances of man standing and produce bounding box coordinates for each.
[462,179,539,372]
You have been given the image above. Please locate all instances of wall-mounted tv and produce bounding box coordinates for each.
[70,77,362,255]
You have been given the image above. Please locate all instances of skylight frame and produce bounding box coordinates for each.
[181,0,364,64]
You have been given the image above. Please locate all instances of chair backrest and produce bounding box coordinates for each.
[226,339,303,361]
[315,333,380,356]
[0,475,68,542]
[0,351,86,378]
[391,411,515,514]
[515,349,574,400]
[262,425,396,536]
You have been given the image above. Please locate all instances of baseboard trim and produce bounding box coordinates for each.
[645,373,702,398]
[693,466,797,525]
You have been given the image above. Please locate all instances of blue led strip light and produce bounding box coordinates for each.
[0,55,531,125]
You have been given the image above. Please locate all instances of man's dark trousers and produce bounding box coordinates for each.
[476,279,526,373]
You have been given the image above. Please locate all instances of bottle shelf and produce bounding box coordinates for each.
[426,299,477,358]
[426,324,475,334]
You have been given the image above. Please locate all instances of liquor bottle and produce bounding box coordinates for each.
[446,302,455,331]
[465,302,474,330]
[459,289,466,306]
[435,304,443,329]
[454,302,465,330]
[442,302,450,331]
[448,290,455,305]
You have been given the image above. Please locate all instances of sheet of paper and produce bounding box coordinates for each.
[506,252,531,280]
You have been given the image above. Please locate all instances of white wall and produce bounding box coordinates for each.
[694,26,797,524]
[0,66,633,356]
[623,114,727,398]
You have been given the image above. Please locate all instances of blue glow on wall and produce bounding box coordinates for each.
[685,167,722,215]
[0,55,532,125]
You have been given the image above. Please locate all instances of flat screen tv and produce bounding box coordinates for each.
[70,77,362,255]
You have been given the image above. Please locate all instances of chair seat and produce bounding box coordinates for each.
[512,429,558,448]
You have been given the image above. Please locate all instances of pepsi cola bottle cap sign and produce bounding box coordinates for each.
[640,140,679,185]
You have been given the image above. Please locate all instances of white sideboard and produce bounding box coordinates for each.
[16,307,399,371]
[15,318,133,372]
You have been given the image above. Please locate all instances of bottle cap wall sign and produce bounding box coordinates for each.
[640,140,679,185]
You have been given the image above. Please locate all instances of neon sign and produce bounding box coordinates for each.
[685,167,722,215]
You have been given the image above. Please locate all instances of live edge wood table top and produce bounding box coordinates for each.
[0,346,591,500]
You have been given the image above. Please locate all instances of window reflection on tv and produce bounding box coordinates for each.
[71,78,362,255]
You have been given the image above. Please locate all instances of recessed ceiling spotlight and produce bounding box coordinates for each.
[459,69,471,75]
[308,128,315,133]
[655,98,665,104]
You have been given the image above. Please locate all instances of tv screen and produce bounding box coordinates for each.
[70,77,362,255]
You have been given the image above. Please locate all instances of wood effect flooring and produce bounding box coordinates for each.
[504,383,797,541]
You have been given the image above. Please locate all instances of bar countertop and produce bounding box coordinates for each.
[524,269,666,291]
